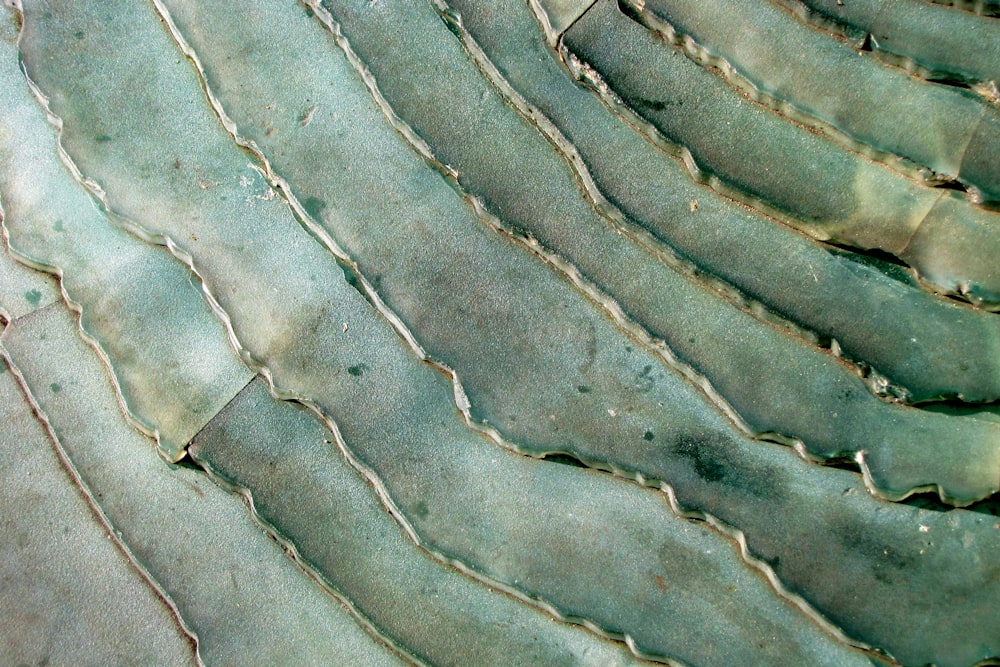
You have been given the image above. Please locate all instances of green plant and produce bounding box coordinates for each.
[1,0,997,664]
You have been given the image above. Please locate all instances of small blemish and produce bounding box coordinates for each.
[24,289,41,307]
[347,364,367,377]
[643,430,655,441]
[95,133,112,143]
[73,30,84,40]
[302,196,326,220]
[636,97,668,111]
[53,219,64,232]
[576,384,591,393]
[299,105,317,127]
[49,382,61,394]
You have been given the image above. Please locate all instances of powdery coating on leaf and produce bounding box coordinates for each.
[0,359,199,667]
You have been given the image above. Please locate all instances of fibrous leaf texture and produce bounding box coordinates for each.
[0,0,998,665]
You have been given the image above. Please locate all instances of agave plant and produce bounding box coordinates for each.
[1,0,998,665]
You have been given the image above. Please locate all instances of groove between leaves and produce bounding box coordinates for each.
[547,0,1000,310]
[11,51,425,666]
[17,0,882,659]
[5,17,427,659]
[1,198,171,459]
[552,50,1000,507]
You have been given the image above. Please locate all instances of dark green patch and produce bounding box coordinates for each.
[94,133,112,143]
[304,6,315,17]
[347,364,367,377]
[412,500,429,520]
[674,438,726,483]
[643,430,655,441]
[24,289,41,307]
[634,96,682,112]
[49,382,61,394]
[636,364,655,392]
[670,430,786,500]
[576,384,591,393]
[831,514,916,585]
[53,219,64,232]
[302,196,327,220]
[73,30,85,40]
